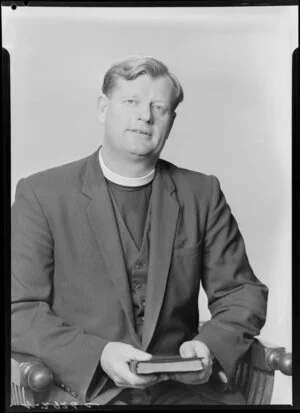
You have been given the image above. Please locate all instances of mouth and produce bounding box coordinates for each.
[128,129,152,137]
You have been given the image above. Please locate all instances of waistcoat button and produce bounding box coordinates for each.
[135,282,143,289]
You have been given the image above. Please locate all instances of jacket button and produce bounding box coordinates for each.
[71,391,78,398]
[135,263,143,270]
[135,282,142,289]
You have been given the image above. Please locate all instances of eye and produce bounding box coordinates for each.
[152,104,168,114]
[125,99,138,105]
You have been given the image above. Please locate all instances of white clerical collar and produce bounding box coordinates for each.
[99,148,156,187]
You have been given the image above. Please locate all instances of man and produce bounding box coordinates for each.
[11,56,268,405]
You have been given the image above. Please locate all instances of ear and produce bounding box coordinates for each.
[97,94,109,123]
[166,111,176,140]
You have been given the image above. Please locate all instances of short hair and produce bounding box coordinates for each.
[102,55,184,111]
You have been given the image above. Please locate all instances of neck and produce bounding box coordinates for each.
[100,146,157,178]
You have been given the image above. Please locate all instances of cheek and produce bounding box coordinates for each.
[106,111,127,135]
[155,122,172,140]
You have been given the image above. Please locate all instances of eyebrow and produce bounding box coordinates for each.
[121,94,168,102]
[120,94,170,108]
[121,93,140,99]
[152,100,169,105]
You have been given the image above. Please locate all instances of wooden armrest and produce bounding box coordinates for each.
[11,352,54,393]
[198,322,292,376]
[234,339,292,405]
[249,339,292,376]
[198,322,292,404]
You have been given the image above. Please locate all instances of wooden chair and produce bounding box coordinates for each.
[10,336,292,407]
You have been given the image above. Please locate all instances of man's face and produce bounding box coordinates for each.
[99,74,176,160]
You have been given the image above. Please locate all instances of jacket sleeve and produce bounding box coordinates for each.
[193,175,268,383]
[11,178,109,402]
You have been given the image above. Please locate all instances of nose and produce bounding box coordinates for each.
[137,103,153,123]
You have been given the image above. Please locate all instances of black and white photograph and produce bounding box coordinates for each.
[3,2,298,409]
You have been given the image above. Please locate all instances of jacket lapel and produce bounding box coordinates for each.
[142,162,180,350]
[82,149,138,344]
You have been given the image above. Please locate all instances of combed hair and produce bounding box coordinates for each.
[102,56,184,111]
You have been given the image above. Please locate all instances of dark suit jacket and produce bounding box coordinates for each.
[11,147,268,405]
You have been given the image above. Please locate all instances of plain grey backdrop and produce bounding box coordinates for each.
[2,5,297,404]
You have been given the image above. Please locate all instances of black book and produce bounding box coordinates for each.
[129,356,205,375]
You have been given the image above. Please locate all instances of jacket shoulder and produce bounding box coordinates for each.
[158,158,218,197]
[17,153,91,193]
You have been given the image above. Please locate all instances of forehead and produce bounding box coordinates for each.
[112,75,175,102]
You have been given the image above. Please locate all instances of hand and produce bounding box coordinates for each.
[168,340,214,385]
[100,342,169,389]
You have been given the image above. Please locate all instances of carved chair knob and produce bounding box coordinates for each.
[266,349,292,376]
[20,361,54,392]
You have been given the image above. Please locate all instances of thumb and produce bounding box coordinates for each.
[179,341,196,358]
[128,347,153,361]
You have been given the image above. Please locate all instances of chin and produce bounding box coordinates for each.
[128,149,153,158]
[127,142,156,157]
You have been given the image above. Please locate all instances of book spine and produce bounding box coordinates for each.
[129,360,139,374]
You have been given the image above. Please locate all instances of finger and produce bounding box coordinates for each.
[179,342,196,358]
[132,375,162,389]
[130,373,169,388]
[182,345,207,369]
[122,366,159,387]
[156,373,169,383]
[217,371,228,383]
[168,371,205,385]
[193,344,210,360]
[192,344,212,368]
[110,362,155,387]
